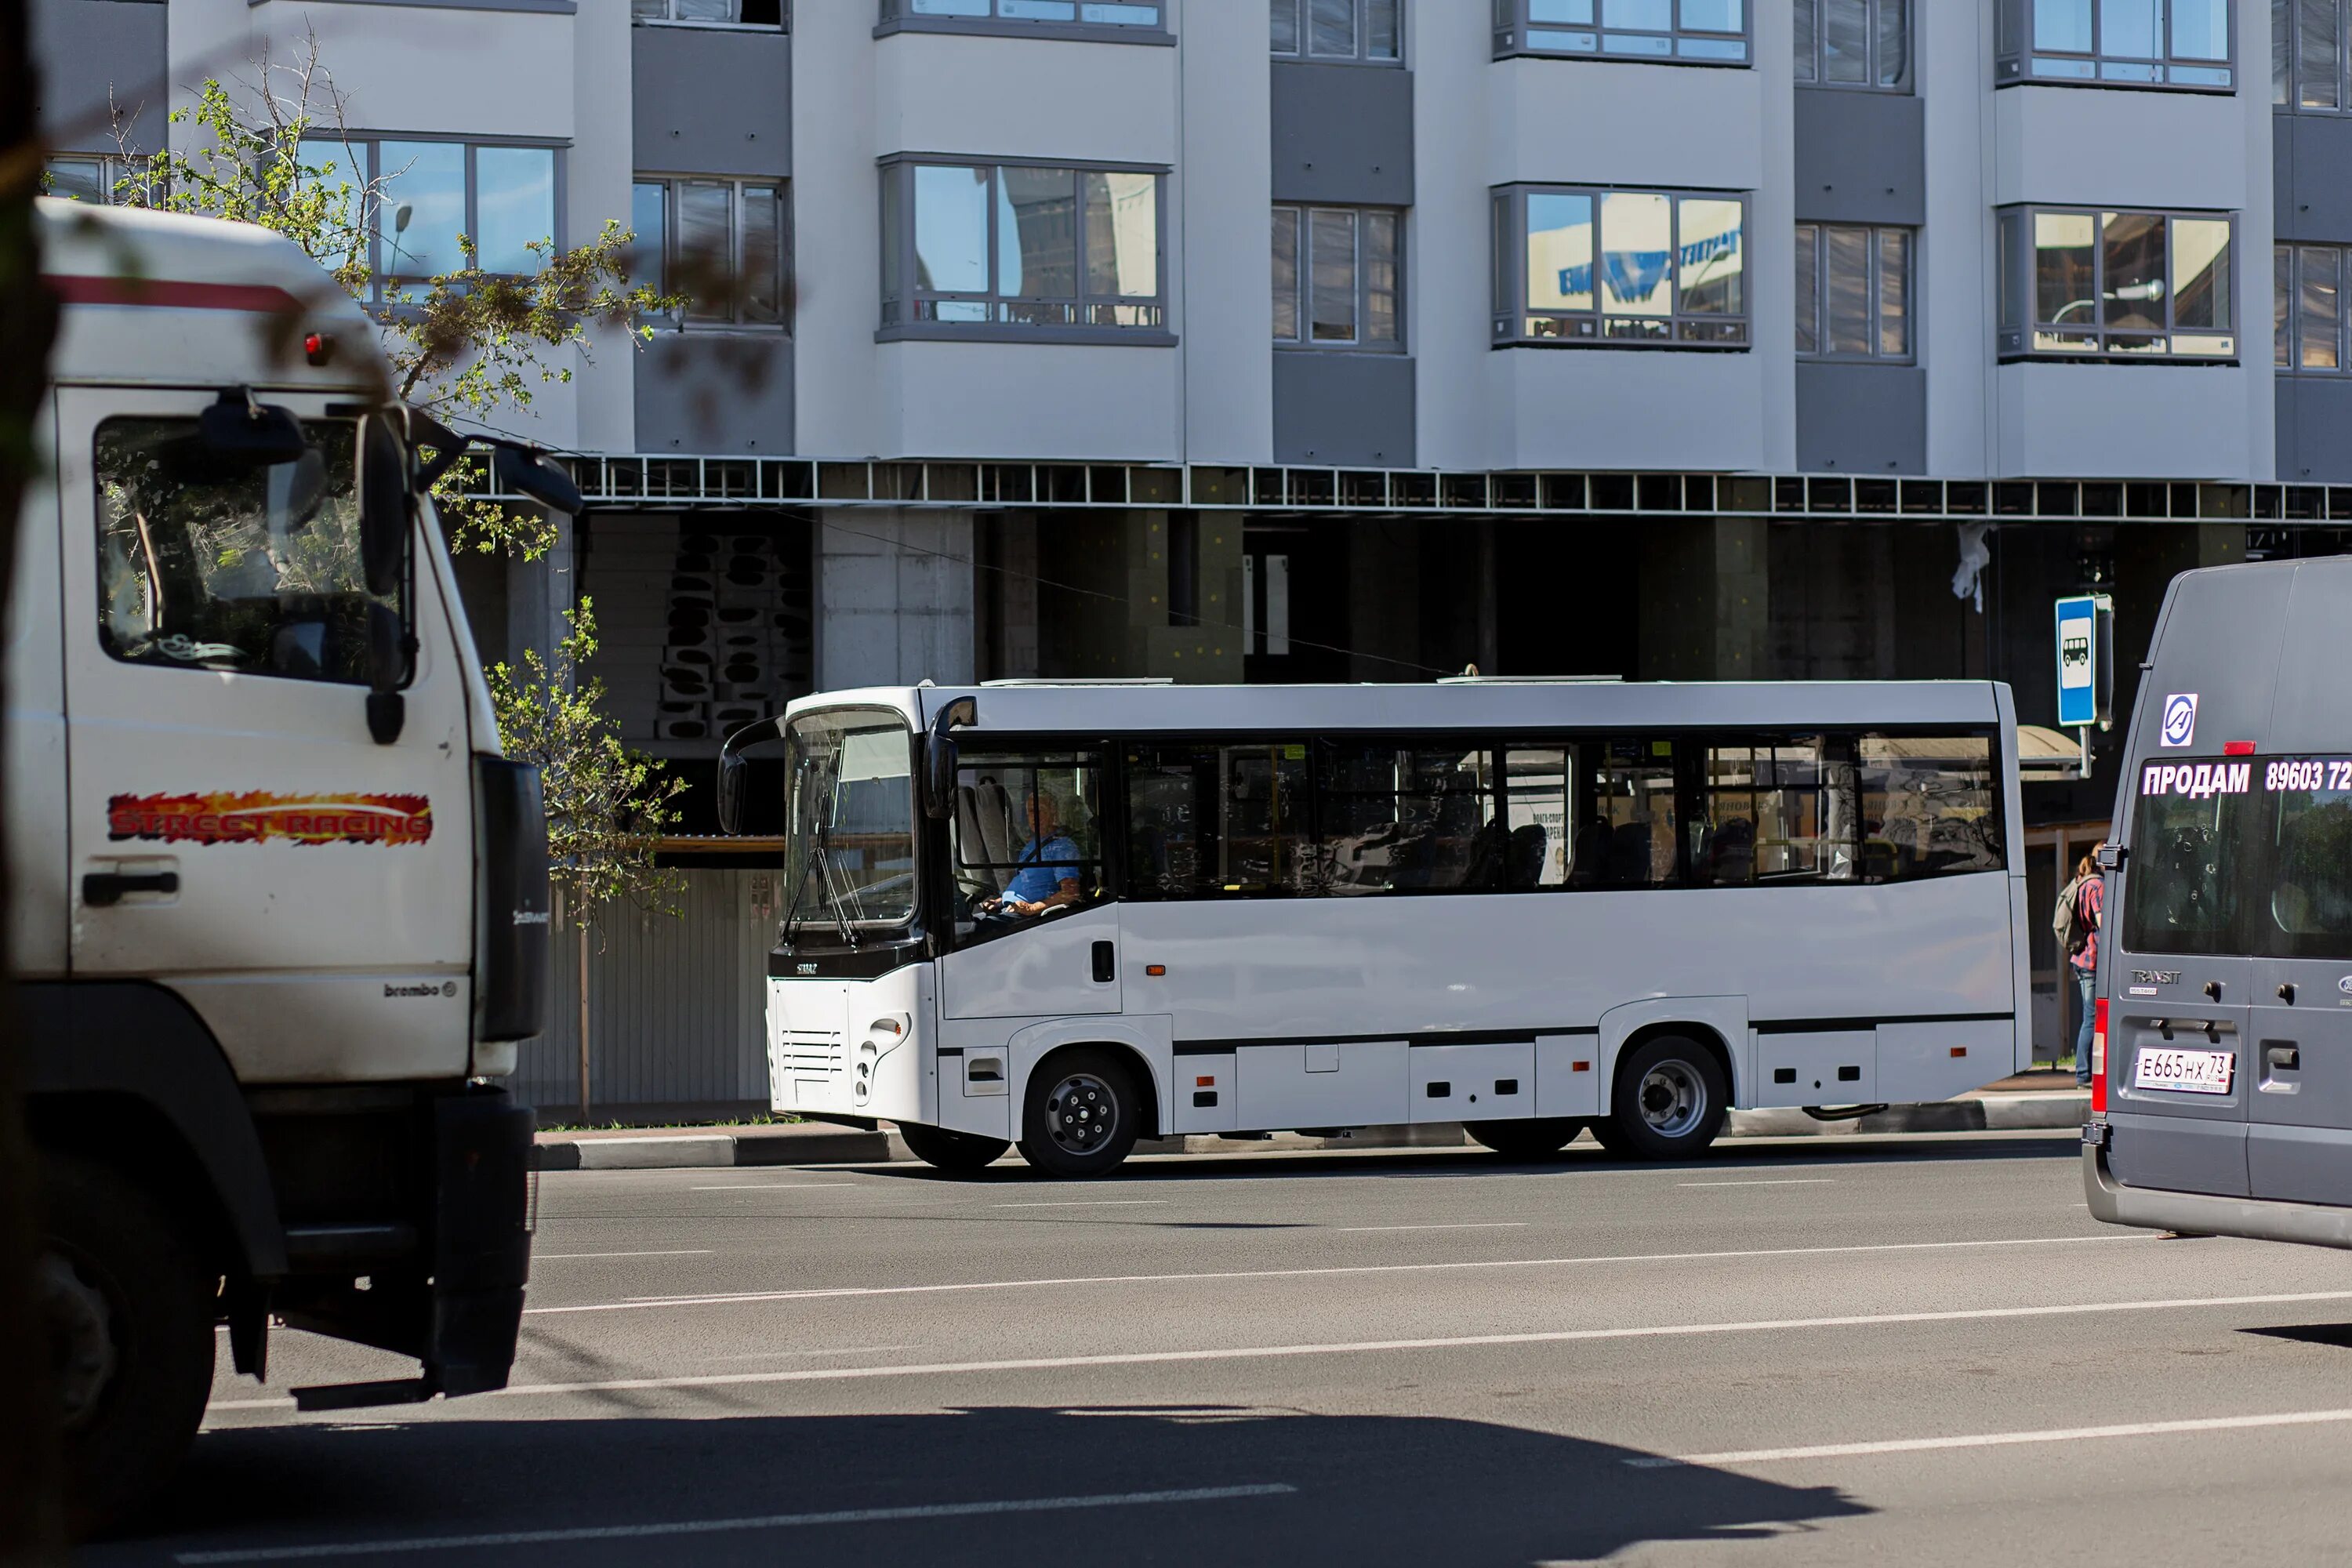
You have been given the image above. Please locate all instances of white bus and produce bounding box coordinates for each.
[722,680,2031,1177]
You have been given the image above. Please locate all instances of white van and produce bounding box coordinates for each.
[21,200,556,1530]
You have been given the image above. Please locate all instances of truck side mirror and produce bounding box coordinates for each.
[358,412,412,598]
[366,601,408,746]
[200,394,307,467]
[492,444,584,515]
[717,716,784,836]
[924,697,977,821]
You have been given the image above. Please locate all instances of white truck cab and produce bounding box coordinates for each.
[20,200,552,1533]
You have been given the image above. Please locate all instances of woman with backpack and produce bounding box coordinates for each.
[2056,850,2104,1087]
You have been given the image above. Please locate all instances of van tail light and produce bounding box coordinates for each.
[2090,997,2109,1114]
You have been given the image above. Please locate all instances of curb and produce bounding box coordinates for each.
[532,1093,2089,1171]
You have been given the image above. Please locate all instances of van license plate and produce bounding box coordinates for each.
[2134,1047,2234,1094]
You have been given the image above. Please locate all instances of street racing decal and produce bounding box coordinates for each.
[107,791,433,847]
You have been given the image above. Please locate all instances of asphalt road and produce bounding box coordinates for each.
[89,1131,2352,1566]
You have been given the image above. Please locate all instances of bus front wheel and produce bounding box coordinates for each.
[1598,1036,1728,1160]
[1465,1118,1587,1160]
[1018,1048,1142,1178]
[898,1122,1011,1174]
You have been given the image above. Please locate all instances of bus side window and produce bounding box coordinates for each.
[1315,742,1501,895]
[947,750,1105,939]
[1126,742,1310,898]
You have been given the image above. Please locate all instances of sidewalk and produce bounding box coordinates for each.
[534,1073,2090,1171]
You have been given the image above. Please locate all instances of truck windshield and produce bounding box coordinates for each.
[782,710,917,938]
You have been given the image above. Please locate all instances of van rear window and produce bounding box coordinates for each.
[2124,756,2352,960]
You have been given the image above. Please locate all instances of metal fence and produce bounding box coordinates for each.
[510,868,781,1122]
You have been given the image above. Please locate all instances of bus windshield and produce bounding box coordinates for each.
[782,710,917,937]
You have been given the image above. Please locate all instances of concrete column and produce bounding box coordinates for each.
[1347,520,1421,683]
[506,513,575,669]
[1638,518,1771,681]
[815,508,975,690]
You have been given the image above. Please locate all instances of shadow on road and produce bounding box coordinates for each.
[105,1405,1870,1566]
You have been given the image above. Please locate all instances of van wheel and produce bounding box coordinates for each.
[1465,1119,1586,1160]
[1018,1049,1141,1178]
[897,1123,1011,1174]
[1602,1036,1729,1160]
[40,1153,216,1539]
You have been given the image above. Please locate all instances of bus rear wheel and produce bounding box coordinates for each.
[897,1122,1011,1174]
[1465,1118,1587,1160]
[1599,1036,1728,1160]
[1018,1048,1142,1178]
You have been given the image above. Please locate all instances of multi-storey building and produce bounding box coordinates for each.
[32,0,2352,1111]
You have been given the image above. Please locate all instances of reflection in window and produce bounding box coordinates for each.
[1998,205,2234,360]
[1795,223,1913,360]
[882,161,1165,334]
[633,0,784,23]
[2123,788,2244,956]
[1272,0,1403,62]
[1496,184,1748,346]
[1494,0,1751,63]
[1563,741,1681,888]
[1859,735,2002,880]
[1126,742,1312,898]
[1699,740,1846,885]
[2269,771,2352,957]
[2280,242,2352,372]
[379,141,466,278]
[1313,745,1501,895]
[1793,0,1907,87]
[1272,205,1403,348]
[42,154,162,206]
[2281,0,2351,110]
[299,136,558,298]
[884,0,1161,27]
[630,176,789,327]
[1997,0,2233,87]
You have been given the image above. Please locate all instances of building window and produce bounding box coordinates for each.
[2278,243,2352,372]
[1793,0,1908,87]
[2278,0,2352,110]
[1272,206,1403,350]
[1491,185,1749,348]
[1995,0,2234,89]
[879,159,1167,341]
[1795,223,1912,360]
[1272,0,1403,63]
[43,154,161,206]
[631,178,789,328]
[880,0,1163,39]
[633,0,785,26]
[1996,206,2235,361]
[299,136,559,299]
[1493,0,1751,66]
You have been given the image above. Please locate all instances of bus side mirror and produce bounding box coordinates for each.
[925,697,976,821]
[358,412,412,598]
[718,716,783,836]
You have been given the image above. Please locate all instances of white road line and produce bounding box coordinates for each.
[534,1250,716,1261]
[171,1483,1299,1563]
[1334,1222,1530,1233]
[690,1183,858,1192]
[992,1199,1172,1209]
[526,1232,2145,1316]
[1679,1179,1838,1189]
[1625,1408,2352,1468]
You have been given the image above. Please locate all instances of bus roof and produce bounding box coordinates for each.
[787,681,2015,737]
[38,198,385,394]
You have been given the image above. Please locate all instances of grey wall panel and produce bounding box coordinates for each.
[1795,361,1927,475]
[31,0,166,153]
[1270,62,1413,207]
[1272,350,1414,466]
[633,24,790,178]
[2285,115,2352,243]
[1793,90,1925,226]
[636,333,795,454]
[2288,375,2352,481]
[2276,122,2296,242]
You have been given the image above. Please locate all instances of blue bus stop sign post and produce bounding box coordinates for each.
[2055,593,2113,775]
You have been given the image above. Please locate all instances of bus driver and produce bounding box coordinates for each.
[979,788,1086,920]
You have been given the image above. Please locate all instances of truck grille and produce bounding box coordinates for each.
[779,1029,843,1076]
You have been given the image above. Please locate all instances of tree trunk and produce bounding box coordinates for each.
[0,0,69,1556]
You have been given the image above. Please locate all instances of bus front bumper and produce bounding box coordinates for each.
[2083,1137,2352,1250]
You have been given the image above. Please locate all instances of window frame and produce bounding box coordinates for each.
[42,153,164,207]
[1492,0,1754,67]
[876,154,1174,347]
[632,0,788,28]
[1490,183,1753,350]
[1271,0,1406,66]
[1272,203,1406,352]
[1795,222,1916,363]
[2277,0,2352,111]
[2278,241,2352,373]
[1995,204,2240,364]
[878,0,1170,45]
[1994,0,2237,91]
[630,174,793,332]
[1793,0,1912,90]
[297,132,567,303]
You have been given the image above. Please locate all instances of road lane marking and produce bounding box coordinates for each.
[1626,1407,2352,1468]
[170,1483,1299,1563]
[1679,1179,1837,1189]
[525,1233,2147,1316]
[992,1200,1172,1209]
[1334,1222,1530,1232]
[535,1250,716,1261]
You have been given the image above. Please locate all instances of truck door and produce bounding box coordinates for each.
[54,388,475,1081]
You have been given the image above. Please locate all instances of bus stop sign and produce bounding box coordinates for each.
[2055,593,2111,731]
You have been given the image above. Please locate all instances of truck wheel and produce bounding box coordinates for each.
[39,1154,216,1539]
[1017,1048,1141,1179]
[1602,1036,1729,1160]
[898,1122,1011,1174]
[1465,1119,1586,1160]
